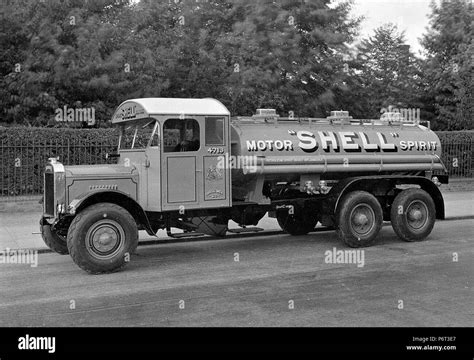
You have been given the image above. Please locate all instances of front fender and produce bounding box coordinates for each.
[68,190,156,236]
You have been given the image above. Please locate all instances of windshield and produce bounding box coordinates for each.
[119,120,159,150]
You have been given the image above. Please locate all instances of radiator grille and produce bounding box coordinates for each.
[44,172,55,215]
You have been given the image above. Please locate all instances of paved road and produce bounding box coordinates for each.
[1,190,472,251]
[0,219,472,327]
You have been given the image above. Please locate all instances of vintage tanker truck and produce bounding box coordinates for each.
[40,98,448,273]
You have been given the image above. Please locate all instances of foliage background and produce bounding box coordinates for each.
[0,0,472,130]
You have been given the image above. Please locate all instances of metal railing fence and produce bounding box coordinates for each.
[0,131,472,200]
[0,138,117,199]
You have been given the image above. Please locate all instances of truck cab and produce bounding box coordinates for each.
[41,98,232,274]
[111,98,232,212]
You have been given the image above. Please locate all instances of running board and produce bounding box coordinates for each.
[166,230,206,239]
[228,227,264,234]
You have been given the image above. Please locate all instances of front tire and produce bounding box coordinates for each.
[67,203,138,274]
[40,217,69,255]
[336,191,383,248]
[390,188,436,242]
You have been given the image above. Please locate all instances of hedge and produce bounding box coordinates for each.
[0,127,118,145]
[2,127,471,148]
[0,127,119,196]
[0,127,473,197]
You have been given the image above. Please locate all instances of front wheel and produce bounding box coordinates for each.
[67,203,138,274]
[390,188,436,242]
[336,191,383,248]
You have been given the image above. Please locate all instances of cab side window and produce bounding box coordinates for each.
[163,119,200,153]
[205,117,225,146]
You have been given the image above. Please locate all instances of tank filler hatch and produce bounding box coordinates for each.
[252,109,280,123]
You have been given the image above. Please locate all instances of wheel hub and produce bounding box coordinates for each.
[354,213,369,226]
[86,219,124,259]
[408,209,422,221]
[350,204,375,236]
[406,200,428,230]
[94,228,118,251]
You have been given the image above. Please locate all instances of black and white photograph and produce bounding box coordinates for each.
[0,0,472,356]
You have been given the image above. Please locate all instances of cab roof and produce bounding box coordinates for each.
[112,98,230,124]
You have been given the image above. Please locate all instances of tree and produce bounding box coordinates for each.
[137,0,362,117]
[345,23,424,119]
[1,0,362,124]
[421,0,473,130]
[1,0,157,126]
[213,0,362,116]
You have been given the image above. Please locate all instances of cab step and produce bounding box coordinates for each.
[228,227,264,234]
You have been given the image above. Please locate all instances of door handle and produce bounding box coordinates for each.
[145,159,150,168]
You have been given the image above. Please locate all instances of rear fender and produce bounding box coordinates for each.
[328,176,445,220]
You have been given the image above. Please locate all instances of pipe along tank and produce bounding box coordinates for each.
[226,110,446,248]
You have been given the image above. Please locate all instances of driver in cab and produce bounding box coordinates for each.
[174,127,200,152]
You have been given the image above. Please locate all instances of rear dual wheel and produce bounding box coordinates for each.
[390,188,435,242]
[276,209,318,236]
[336,191,383,248]
[336,189,436,248]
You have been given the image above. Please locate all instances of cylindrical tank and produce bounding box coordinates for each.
[230,119,444,180]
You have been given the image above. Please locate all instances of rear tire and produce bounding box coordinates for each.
[390,188,436,242]
[336,191,383,248]
[67,203,138,274]
[277,209,318,235]
[40,217,69,255]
